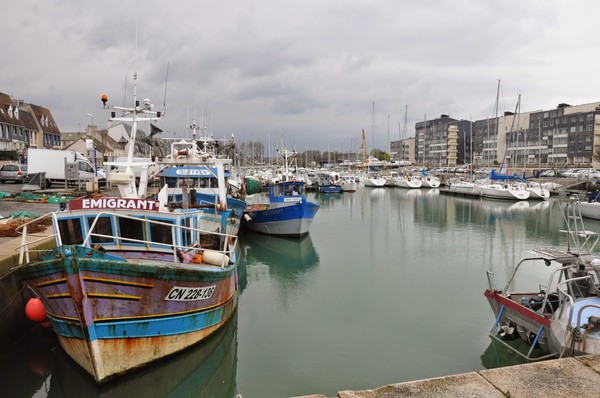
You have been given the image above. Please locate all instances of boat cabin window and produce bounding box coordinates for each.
[57,217,84,245]
[180,217,194,247]
[118,217,145,243]
[150,219,174,246]
[86,216,114,244]
[272,184,284,197]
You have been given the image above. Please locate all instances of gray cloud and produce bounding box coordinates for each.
[2,1,598,153]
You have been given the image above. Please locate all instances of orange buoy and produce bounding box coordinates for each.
[192,253,203,264]
[25,298,47,323]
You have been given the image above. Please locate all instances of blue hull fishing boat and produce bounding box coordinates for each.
[315,172,342,193]
[244,149,320,237]
[154,122,246,236]
[12,75,240,383]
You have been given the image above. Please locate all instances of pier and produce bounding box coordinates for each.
[297,355,600,398]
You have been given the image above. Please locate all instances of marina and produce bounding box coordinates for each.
[3,181,600,397]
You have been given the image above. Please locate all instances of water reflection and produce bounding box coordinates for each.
[50,312,238,398]
[369,188,385,199]
[0,311,239,398]
[0,327,57,398]
[316,192,342,208]
[480,339,539,369]
[241,232,319,272]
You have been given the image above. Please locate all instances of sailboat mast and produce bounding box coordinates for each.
[493,79,500,167]
[387,114,391,165]
[371,101,375,157]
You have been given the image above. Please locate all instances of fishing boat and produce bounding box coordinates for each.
[12,86,239,383]
[155,135,246,236]
[315,172,342,193]
[243,149,320,237]
[484,195,600,360]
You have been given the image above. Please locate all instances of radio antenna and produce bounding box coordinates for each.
[162,62,169,116]
[122,74,128,107]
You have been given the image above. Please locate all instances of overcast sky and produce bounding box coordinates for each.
[2,1,600,153]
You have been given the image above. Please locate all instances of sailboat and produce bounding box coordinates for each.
[475,91,531,201]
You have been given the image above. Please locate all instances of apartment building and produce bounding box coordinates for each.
[414,115,474,167]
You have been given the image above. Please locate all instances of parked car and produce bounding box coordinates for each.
[0,163,28,183]
[539,169,556,177]
[575,168,600,180]
[560,168,584,178]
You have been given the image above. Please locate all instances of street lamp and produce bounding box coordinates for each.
[86,113,94,131]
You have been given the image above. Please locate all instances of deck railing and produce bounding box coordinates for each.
[15,210,238,268]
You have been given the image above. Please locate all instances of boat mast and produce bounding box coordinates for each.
[492,79,500,167]
[370,101,375,158]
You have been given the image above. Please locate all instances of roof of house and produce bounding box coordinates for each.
[26,103,61,134]
[0,92,25,127]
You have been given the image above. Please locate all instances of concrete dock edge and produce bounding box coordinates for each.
[295,355,600,398]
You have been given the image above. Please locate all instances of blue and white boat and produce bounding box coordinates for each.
[315,172,342,193]
[154,135,246,236]
[12,76,240,383]
[243,149,320,237]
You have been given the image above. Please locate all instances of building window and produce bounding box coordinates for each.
[586,124,593,131]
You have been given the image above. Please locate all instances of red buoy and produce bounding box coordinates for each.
[25,298,47,323]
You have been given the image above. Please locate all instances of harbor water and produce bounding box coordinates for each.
[3,187,600,397]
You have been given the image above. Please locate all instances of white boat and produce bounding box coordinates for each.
[485,196,600,359]
[396,175,422,189]
[420,175,441,188]
[418,170,440,188]
[384,171,401,187]
[364,174,386,187]
[526,182,550,200]
[447,177,476,193]
[476,181,530,200]
[340,175,358,192]
[576,192,600,220]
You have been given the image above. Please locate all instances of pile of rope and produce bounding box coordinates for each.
[11,193,74,203]
[0,212,51,237]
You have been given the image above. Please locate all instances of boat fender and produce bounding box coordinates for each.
[177,250,193,263]
[243,214,252,222]
[202,250,230,266]
[25,298,47,323]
